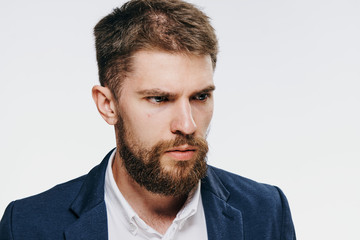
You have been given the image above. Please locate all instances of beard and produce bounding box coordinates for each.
[115,113,208,197]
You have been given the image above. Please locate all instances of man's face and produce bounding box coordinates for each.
[115,50,214,196]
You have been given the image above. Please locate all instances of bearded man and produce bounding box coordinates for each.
[0,0,296,239]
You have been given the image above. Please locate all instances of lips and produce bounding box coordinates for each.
[164,145,197,161]
[166,144,197,152]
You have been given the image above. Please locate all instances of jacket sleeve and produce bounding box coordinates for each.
[275,187,296,240]
[0,201,15,240]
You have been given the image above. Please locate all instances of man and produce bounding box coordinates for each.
[0,0,296,239]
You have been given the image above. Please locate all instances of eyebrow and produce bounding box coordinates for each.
[198,85,216,93]
[136,88,175,97]
[136,85,216,97]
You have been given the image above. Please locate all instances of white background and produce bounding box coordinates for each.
[1,0,359,239]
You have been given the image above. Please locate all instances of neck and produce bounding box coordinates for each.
[112,153,188,234]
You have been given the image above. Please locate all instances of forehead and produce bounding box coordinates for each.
[123,50,214,92]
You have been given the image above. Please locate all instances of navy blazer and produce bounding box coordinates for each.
[0,150,296,239]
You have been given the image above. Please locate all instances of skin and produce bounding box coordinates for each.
[92,50,215,234]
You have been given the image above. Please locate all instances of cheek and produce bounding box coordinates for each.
[125,106,170,144]
[202,110,214,130]
[194,105,214,134]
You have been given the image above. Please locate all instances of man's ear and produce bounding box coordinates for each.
[92,85,118,125]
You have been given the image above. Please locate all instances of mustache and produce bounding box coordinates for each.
[152,135,208,154]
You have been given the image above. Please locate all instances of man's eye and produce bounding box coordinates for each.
[147,96,168,103]
[194,93,209,101]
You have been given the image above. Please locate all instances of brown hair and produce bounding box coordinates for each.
[94,0,218,98]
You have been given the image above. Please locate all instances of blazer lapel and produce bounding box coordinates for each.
[64,202,108,240]
[201,166,244,240]
[64,149,115,240]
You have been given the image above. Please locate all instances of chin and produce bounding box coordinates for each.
[161,159,195,177]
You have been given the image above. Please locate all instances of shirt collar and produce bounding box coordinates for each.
[104,149,138,233]
[174,179,201,230]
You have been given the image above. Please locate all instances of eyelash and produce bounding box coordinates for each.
[147,96,169,103]
[146,93,210,104]
[193,93,210,101]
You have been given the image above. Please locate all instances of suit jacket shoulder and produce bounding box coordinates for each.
[207,165,282,207]
[0,176,86,240]
[0,150,112,240]
[202,165,296,240]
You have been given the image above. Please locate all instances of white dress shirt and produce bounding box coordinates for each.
[104,149,208,240]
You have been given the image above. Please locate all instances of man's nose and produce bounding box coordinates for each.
[170,100,197,135]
